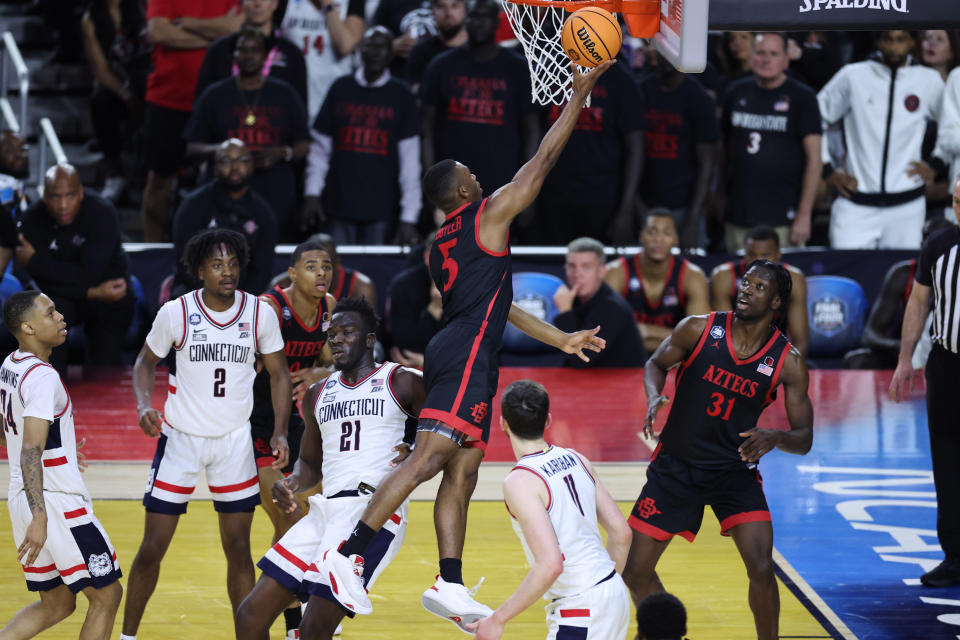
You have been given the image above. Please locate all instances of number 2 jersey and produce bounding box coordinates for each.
[509,445,614,600]
[310,362,416,497]
[659,311,792,470]
[146,290,284,438]
[0,351,87,501]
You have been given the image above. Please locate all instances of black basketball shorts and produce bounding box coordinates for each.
[251,411,305,475]
[628,449,771,542]
[419,324,501,453]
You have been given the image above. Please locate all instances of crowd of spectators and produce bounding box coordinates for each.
[8,0,960,371]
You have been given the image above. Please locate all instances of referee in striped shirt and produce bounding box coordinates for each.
[890,176,960,588]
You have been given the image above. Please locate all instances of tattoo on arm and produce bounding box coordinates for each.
[21,446,45,516]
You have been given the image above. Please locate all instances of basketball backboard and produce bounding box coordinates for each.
[652,0,708,73]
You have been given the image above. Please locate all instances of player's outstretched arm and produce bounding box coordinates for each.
[18,416,51,567]
[481,61,615,234]
[262,349,293,470]
[275,381,325,514]
[642,315,708,438]
[468,471,563,640]
[738,347,813,462]
[133,344,164,438]
[507,302,605,362]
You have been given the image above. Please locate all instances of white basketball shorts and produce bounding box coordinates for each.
[544,571,631,640]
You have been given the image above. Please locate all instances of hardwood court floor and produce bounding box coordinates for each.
[0,500,830,639]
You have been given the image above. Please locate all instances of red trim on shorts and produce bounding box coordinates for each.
[22,562,57,574]
[256,456,276,469]
[719,510,771,535]
[510,466,552,511]
[463,438,487,453]
[418,408,484,441]
[208,475,259,493]
[389,513,402,525]
[443,199,474,222]
[725,312,782,365]
[42,457,67,467]
[273,543,309,571]
[649,441,663,462]
[450,273,506,417]
[628,515,696,542]
[473,199,508,257]
[174,297,188,350]
[153,479,195,494]
[560,609,590,618]
[681,311,715,368]
[764,343,791,405]
[63,507,87,519]
[59,563,88,577]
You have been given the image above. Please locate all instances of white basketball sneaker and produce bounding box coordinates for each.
[319,549,372,615]
[421,576,494,634]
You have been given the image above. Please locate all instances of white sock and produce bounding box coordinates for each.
[120,635,137,640]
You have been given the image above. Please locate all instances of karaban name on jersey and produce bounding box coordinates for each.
[658,311,791,470]
[146,290,284,439]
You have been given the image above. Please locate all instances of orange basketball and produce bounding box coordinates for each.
[560,7,622,68]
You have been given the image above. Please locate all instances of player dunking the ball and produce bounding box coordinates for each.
[0,291,122,640]
[235,298,421,640]
[315,61,614,630]
[622,260,814,640]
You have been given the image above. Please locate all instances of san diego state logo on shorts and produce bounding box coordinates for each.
[87,553,112,577]
[710,325,725,340]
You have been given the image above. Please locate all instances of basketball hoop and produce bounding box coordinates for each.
[499,0,707,105]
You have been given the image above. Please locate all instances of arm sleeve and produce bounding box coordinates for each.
[256,299,285,354]
[304,131,333,197]
[817,66,850,127]
[145,300,181,358]
[20,366,59,421]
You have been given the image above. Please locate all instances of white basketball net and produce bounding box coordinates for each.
[499,0,596,105]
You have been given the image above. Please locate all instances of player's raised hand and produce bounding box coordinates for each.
[570,59,615,100]
[17,514,47,567]
[738,428,784,463]
[467,615,504,640]
[561,325,606,362]
[137,407,162,437]
[272,476,299,514]
[641,395,670,440]
[389,443,412,467]
[270,433,290,470]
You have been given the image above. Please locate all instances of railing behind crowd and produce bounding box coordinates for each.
[0,32,28,135]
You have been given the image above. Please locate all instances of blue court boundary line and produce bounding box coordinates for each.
[772,547,857,640]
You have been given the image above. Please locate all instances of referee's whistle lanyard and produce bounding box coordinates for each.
[231,45,280,78]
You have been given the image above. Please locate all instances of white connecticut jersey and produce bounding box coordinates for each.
[1,351,87,501]
[281,0,357,119]
[312,362,415,497]
[510,446,615,600]
[146,290,284,438]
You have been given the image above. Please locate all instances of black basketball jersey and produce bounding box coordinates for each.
[659,311,791,470]
[331,266,358,300]
[429,198,513,339]
[619,253,688,328]
[250,287,330,424]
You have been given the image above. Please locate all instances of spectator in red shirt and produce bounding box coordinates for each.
[140,0,244,241]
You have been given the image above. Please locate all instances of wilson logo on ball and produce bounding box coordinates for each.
[576,26,604,63]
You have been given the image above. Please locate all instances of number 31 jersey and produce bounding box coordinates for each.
[659,311,791,470]
[146,290,284,438]
[509,445,614,600]
[311,362,416,497]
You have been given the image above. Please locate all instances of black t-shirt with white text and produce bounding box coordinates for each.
[420,46,535,195]
[639,76,719,209]
[722,76,821,227]
[313,74,419,222]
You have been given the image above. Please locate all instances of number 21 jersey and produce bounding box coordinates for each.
[659,311,791,470]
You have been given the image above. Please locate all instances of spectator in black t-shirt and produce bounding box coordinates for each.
[405,0,466,92]
[385,232,440,368]
[172,139,278,298]
[374,0,433,76]
[553,237,645,368]
[195,0,308,106]
[720,32,822,252]
[81,0,150,203]
[16,165,135,377]
[185,27,310,242]
[302,27,422,245]
[534,61,644,247]
[638,47,719,250]
[419,0,539,204]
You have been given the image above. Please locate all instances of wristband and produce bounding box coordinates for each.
[324,3,340,13]
[284,146,293,162]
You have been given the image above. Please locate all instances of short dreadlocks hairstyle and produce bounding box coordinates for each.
[745,259,792,329]
[182,229,250,284]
